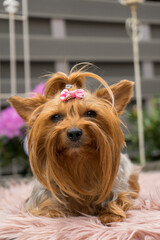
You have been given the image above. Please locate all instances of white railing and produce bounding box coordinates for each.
[0,0,31,105]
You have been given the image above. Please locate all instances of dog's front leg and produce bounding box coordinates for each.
[98,192,133,224]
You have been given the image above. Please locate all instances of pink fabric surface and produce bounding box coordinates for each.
[0,172,160,240]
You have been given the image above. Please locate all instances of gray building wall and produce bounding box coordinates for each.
[0,0,160,102]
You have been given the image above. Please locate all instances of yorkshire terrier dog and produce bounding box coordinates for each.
[9,65,139,224]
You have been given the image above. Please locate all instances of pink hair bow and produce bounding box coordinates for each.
[60,89,84,102]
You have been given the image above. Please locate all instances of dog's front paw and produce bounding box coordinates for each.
[28,206,66,218]
[47,209,66,218]
[98,213,124,224]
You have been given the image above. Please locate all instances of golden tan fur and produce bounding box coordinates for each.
[128,174,140,198]
[8,65,139,224]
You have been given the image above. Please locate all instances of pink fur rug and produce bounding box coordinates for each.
[0,172,160,240]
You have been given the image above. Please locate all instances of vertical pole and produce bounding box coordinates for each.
[9,12,18,174]
[22,0,31,94]
[9,12,17,94]
[131,4,146,165]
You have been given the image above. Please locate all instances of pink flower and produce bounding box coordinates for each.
[0,82,45,139]
[0,107,24,139]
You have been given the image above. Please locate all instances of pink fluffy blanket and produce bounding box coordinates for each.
[0,172,160,240]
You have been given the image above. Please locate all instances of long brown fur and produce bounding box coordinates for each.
[8,64,139,224]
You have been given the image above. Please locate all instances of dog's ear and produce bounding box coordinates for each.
[8,95,47,122]
[95,80,134,115]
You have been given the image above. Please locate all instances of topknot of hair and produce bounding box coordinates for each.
[43,63,114,105]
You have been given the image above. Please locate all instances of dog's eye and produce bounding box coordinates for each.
[85,110,97,118]
[51,114,63,123]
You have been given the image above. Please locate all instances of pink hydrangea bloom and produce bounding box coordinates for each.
[0,107,24,139]
[0,82,45,139]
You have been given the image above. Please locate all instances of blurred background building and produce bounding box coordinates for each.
[0,0,160,103]
[0,0,160,175]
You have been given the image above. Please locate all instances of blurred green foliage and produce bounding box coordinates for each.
[0,135,30,175]
[126,97,160,162]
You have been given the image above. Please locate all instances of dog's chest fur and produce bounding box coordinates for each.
[26,154,136,215]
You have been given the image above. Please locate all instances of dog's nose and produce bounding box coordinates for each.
[67,128,82,142]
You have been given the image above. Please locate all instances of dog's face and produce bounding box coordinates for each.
[8,70,134,205]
